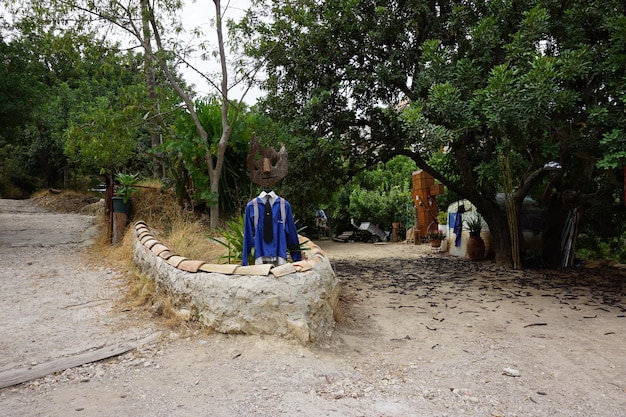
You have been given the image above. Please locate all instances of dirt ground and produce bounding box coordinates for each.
[0,197,625,417]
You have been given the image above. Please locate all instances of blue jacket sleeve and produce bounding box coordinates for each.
[242,201,255,265]
[283,200,302,262]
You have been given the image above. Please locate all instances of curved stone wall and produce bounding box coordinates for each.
[132,221,341,344]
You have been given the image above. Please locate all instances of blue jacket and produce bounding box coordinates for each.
[242,195,302,266]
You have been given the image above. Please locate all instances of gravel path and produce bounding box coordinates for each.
[0,198,625,417]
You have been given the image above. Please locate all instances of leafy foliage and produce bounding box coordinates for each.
[237,0,626,267]
[330,156,416,233]
[210,216,250,265]
[161,99,252,214]
[464,214,484,235]
[115,172,140,204]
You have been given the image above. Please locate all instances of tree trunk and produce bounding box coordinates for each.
[479,204,514,268]
[141,0,162,179]
[492,228,514,267]
[541,193,567,268]
[209,167,221,230]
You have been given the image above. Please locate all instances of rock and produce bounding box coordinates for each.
[503,367,520,377]
[176,308,192,321]
[133,233,341,344]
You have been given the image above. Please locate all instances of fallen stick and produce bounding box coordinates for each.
[0,332,162,389]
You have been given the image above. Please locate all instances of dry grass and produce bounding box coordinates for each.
[32,189,102,214]
[131,183,185,229]
[114,225,204,333]
[158,219,226,263]
[31,186,228,332]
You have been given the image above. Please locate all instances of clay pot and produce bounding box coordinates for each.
[430,239,441,248]
[466,234,485,261]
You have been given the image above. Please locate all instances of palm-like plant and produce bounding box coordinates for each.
[209,216,250,265]
[115,172,140,204]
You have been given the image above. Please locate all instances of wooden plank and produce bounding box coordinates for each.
[112,212,127,245]
[430,183,444,196]
[0,332,162,389]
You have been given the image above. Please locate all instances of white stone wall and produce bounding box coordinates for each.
[132,223,341,344]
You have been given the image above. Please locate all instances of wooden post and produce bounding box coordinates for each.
[112,212,128,245]
[414,206,419,245]
[411,170,443,243]
[106,181,114,244]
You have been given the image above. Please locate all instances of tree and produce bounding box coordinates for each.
[163,98,252,215]
[345,156,417,233]
[0,35,43,137]
[237,0,626,268]
[1,9,156,190]
[3,0,262,229]
[237,111,349,223]
[63,61,153,182]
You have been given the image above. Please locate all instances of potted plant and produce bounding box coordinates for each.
[464,214,483,236]
[428,231,446,248]
[437,211,448,227]
[464,213,485,260]
[113,172,140,213]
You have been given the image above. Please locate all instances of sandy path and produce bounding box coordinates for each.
[0,199,625,417]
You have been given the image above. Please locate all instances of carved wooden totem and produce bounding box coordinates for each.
[247,135,288,188]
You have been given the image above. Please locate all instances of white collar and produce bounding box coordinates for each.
[258,191,278,205]
[259,190,277,200]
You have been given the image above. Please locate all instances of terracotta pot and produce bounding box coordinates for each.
[430,239,441,248]
[466,235,485,261]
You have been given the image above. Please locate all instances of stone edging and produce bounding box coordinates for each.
[132,221,341,344]
[133,220,327,276]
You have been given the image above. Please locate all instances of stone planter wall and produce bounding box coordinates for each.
[132,221,341,344]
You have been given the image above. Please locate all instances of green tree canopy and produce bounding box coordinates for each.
[237,0,626,268]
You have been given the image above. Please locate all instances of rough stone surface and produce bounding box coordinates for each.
[132,235,341,344]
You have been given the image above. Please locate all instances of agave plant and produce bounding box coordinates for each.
[115,172,140,204]
[209,216,250,265]
[209,217,309,265]
[464,214,484,236]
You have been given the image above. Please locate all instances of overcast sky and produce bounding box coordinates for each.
[179,0,263,104]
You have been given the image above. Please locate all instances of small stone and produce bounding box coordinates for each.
[503,367,520,377]
[332,390,345,399]
[176,309,192,321]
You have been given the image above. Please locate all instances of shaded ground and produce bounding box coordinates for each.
[0,197,625,417]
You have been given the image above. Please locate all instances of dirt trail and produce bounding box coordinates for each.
[0,198,625,417]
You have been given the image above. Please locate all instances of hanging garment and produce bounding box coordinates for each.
[242,192,302,266]
[454,210,463,247]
